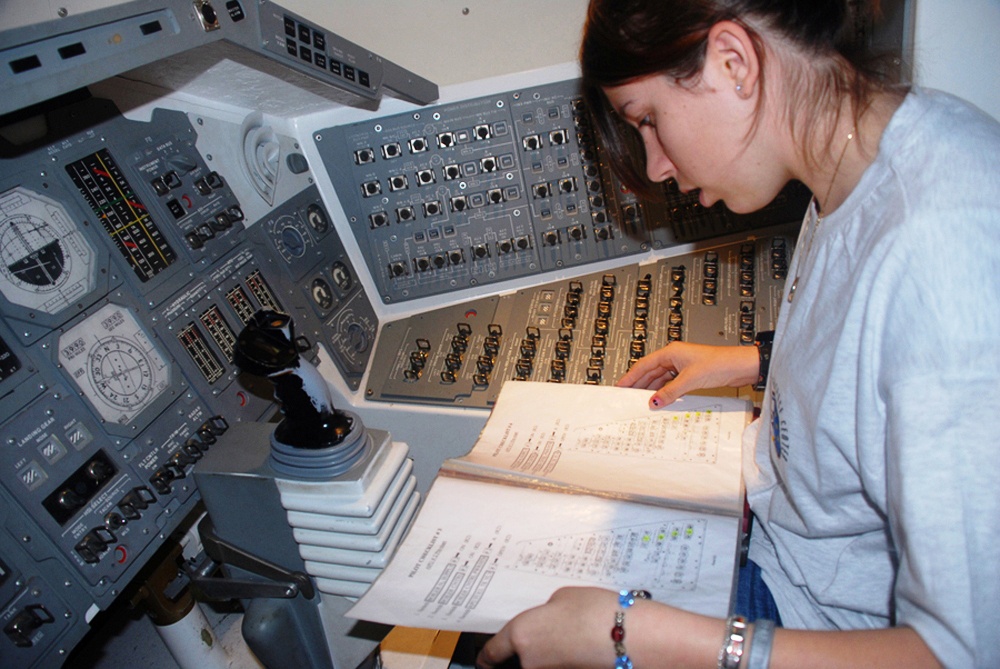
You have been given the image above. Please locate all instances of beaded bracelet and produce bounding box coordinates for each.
[612,589,651,669]
[718,615,748,669]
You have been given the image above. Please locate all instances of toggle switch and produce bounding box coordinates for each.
[4,604,55,647]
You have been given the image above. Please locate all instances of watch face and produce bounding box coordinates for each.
[58,304,171,425]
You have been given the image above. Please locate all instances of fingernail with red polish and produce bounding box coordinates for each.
[651,397,661,408]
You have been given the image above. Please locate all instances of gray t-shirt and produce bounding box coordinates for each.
[745,87,1000,668]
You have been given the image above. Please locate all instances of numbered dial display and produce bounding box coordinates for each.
[58,304,171,425]
[270,214,315,263]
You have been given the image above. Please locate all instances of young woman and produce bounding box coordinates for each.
[476,1,1000,667]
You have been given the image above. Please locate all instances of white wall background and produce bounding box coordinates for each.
[4,0,997,119]
[911,0,1000,120]
[286,0,1000,121]
[286,0,589,86]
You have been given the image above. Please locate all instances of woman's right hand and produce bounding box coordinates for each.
[616,342,760,408]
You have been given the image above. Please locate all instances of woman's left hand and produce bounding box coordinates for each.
[476,587,619,669]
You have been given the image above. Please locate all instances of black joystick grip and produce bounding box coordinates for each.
[234,310,352,449]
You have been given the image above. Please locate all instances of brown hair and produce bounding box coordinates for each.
[581,0,891,197]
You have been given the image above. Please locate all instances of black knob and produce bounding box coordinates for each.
[86,459,113,483]
[57,488,85,511]
[199,2,218,25]
[105,512,127,530]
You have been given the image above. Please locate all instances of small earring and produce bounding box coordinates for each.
[736,82,743,94]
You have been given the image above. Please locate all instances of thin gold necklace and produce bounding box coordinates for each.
[787,127,855,303]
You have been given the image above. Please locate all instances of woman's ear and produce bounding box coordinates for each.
[705,20,760,99]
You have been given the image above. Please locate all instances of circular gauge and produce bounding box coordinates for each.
[271,215,313,263]
[330,261,353,293]
[280,225,306,258]
[58,304,170,426]
[305,204,329,234]
[328,308,377,370]
[346,322,369,353]
[311,277,334,310]
[89,336,157,409]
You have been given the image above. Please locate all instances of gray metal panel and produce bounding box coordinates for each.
[0,0,437,116]
[316,77,810,305]
[365,230,797,409]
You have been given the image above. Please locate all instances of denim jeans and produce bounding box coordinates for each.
[734,558,782,624]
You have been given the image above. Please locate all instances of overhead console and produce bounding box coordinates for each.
[0,0,438,116]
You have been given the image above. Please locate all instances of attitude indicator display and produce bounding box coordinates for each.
[0,186,98,315]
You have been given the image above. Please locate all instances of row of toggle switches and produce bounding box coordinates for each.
[404,324,504,387]
[625,274,654,371]
[584,275,620,383]
[73,416,228,566]
[148,416,229,496]
[396,240,787,390]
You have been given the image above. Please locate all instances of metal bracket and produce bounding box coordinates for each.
[188,516,316,601]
